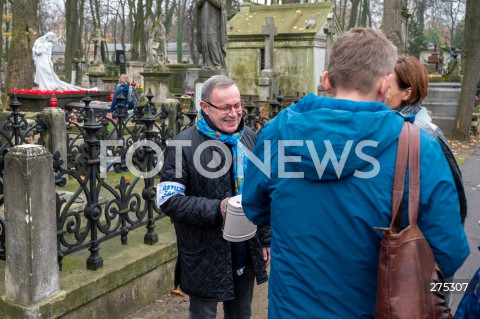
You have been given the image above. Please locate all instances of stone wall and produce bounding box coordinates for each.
[227,40,324,97]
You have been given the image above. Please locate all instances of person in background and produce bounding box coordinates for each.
[158,75,270,319]
[385,54,467,224]
[109,74,131,112]
[242,28,469,318]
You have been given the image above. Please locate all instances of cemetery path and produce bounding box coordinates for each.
[125,277,269,319]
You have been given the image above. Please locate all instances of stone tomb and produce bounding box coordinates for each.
[227,1,340,97]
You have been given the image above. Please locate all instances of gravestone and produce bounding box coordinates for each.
[141,65,173,102]
[258,17,278,101]
[127,61,144,87]
[317,12,335,97]
[422,82,461,136]
[168,64,197,96]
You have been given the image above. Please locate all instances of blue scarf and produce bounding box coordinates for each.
[195,112,248,195]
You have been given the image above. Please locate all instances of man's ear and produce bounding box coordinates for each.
[322,71,333,94]
[378,74,392,102]
[200,101,209,115]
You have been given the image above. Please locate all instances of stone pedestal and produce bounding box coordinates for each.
[140,66,173,101]
[92,61,106,73]
[168,64,195,96]
[88,72,106,90]
[186,67,201,92]
[127,61,144,87]
[194,69,229,110]
[258,69,278,101]
[4,145,59,306]
[102,64,121,92]
[40,107,68,167]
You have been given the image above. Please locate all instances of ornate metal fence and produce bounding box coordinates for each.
[54,91,173,270]
[0,94,49,261]
[0,87,298,268]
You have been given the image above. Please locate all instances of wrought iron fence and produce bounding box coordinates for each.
[0,87,299,268]
[54,90,173,270]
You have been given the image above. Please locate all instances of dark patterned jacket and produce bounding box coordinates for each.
[159,124,269,301]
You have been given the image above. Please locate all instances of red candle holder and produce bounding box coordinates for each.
[50,93,58,107]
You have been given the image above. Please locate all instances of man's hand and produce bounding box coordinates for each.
[220,197,230,219]
[262,247,271,268]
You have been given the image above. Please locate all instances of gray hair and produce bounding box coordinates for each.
[201,75,238,101]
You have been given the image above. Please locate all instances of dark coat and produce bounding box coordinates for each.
[159,124,269,301]
[110,82,129,112]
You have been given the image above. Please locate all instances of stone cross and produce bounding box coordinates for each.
[323,12,336,70]
[261,16,278,70]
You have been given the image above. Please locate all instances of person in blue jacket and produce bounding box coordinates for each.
[242,27,469,318]
[109,74,131,112]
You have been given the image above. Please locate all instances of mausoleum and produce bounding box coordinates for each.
[227,1,340,97]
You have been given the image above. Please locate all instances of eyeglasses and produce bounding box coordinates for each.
[204,100,245,115]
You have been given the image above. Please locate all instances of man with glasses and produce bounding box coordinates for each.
[158,75,270,318]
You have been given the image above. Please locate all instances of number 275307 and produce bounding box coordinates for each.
[430,282,468,293]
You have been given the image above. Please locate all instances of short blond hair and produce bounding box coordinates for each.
[118,74,130,84]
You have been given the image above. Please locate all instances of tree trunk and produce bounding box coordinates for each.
[455,0,480,139]
[340,0,348,30]
[347,0,360,30]
[89,0,97,30]
[64,0,79,83]
[77,0,85,84]
[138,0,146,61]
[383,0,404,53]
[165,0,176,35]
[416,0,426,31]
[130,0,145,61]
[0,1,4,74]
[360,0,368,27]
[7,0,38,91]
[177,2,184,63]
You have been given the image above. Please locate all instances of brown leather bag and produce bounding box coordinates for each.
[374,122,453,319]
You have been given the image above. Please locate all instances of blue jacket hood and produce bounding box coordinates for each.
[271,93,409,181]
